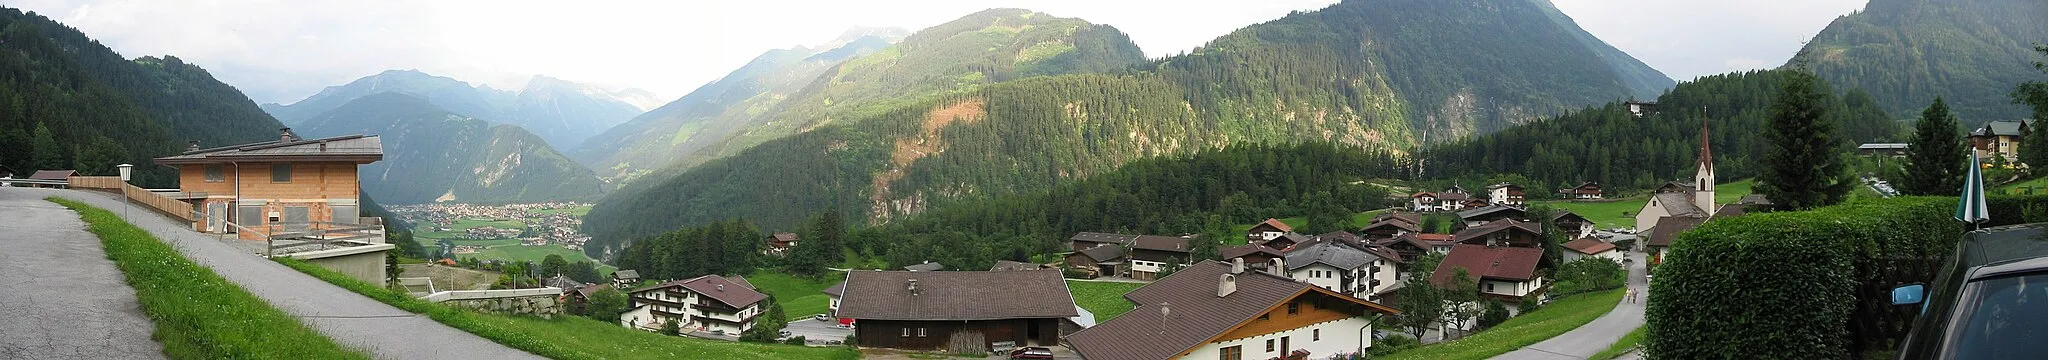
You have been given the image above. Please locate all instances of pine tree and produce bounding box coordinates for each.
[29,122,63,170]
[1901,97,1966,195]
[2015,46,2048,169]
[1758,69,1853,210]
[1300,191,1350,235]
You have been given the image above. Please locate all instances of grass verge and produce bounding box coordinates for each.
[276,257,856,360]
[48,197,368,360]
[1383,289,1625,360]
[1067,280,1147,322]
[1589,325,1646,360]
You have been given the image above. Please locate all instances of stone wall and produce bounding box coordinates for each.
[424,288,564,318]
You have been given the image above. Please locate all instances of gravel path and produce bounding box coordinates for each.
[13,188,543,360]
[0,189,165,359]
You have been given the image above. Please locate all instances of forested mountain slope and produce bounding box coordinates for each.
[580,0,1676,254]
[1793,0,2048,126]
[0,7,285,186]
[265,70,650,150]
[1418,69,1898,193]
[300,93,606,204]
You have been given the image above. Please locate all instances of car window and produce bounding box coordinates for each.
[1950,273,2048,359]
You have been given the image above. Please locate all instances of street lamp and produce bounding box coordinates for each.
[117,164,132,219]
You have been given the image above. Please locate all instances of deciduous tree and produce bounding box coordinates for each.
[2015,45,2048,169]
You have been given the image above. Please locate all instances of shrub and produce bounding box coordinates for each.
[660,319,680,336]
[784,336,807,345]
[1519,296,1542,313]
[1477,300,1511,329]
[1648,197,1962,358]
[1367,334,1420,357]
[1551,258,1625,296]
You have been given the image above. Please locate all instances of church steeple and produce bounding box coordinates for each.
[1695,113,1716,213]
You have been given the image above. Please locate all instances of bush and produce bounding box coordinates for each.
[1648,197,1962,358]
[1368,334,1420,356]
[1519,296,1542,313]
[660,320,680,336]
[784,336,807,345]
[1551,258,1625,296]
[1477,300,1511,329]
[1985,195,2048,227]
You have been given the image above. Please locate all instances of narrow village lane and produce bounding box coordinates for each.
[1490,251,1648,360]
[0,188,166,359]
[14,188,544,360]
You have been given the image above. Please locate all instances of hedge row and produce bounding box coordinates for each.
[1646,196,2000,358]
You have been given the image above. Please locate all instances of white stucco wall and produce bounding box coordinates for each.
[1366,260,1398,296]
[1481,278,1542,297]
[1182,317,1372,360]
[1131,259,1163,274]
[1288,263,1346,294]
[1635,199,1672,233]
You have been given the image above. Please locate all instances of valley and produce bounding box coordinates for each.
[390,202,612,273]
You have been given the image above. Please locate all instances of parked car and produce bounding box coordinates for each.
[1891,223,2048,359]
[778,330,791,338]
[1008,347,1054,360]
[813,314,829,321]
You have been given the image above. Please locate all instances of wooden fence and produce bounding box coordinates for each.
[69,176,196,222]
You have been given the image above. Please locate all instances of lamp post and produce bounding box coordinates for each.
[117,164,132,219]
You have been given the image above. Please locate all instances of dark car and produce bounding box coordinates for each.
[1008,346,1054,360]
[1891,223,2048,359]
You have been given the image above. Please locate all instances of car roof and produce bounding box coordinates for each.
[1957,223,2048,270]
[1966,256,2048,281]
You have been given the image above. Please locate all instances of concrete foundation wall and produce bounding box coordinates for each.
[304,249,387,284]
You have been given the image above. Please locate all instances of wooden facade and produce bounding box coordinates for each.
[853,318,1062,351]
[178,162,364,239]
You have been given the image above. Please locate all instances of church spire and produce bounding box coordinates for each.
[1698,110,1713,171]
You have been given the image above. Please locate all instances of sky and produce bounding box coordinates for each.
[9,0,1869,105]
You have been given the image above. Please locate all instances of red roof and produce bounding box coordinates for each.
[27,170,73,180]
[1251,218,1292,233]
[1433,244,1543,284]
[1564,237,1617,255]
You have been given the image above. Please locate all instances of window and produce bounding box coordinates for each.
[1265,339,1275,352]
[1258,314,1270,321]
[270,163,292,183]
[1313,329,1321,341]
[916,328,927,337]
[1287,302,1300,315]
[204,164,224,182]
[901,328,910,337]
[1219,345,1242,360]
[1485,283,1496,292]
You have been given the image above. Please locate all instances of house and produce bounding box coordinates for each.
[565,283,611,316]
[1562,237,1622,263]
[1434,244,1546,302]
[620,275,767,335]
[1220,244,1284,271]
[24,169,76,188]
[1260,232,1310,251]
[1065,244,1129,278]
[152,130,384,239]
[1459,198,1490,210]
[612,269,641,288]
[1410,192,1439,212]
[1486,183,1525,206]
[1285,238,1400,302]
[1360,218,1420,240]
[764,232,799,256]
[544,275,584,290]
[1858,143,1909,157]
[1644,216,1707,263]
[1247,218,1293,243]
[1556,182,1603,199]
[1451,220,1544,248]
[1128,235,1193,280]
[990,260,1048,271]
[1457,205,1527,228]
[1639,118,1719,234]
[1433,191,1473,211]
[1550,210,1595,239]
[0,164,13,183]
[1624,100,1657,118]
[1968,120,2032,162]
[823,279,847,316]
[903,262,946,272]
[1411,191,1472,212]
[838,269,1078,352]
[1065,261,1400,360]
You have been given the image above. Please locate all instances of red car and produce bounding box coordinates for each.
[1008,347,1054,359]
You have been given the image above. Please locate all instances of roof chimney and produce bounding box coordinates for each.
[1218,274,1237,298]
[187,140,200,152]
[1268,258,1286,276]
[279,127,297,142]
[1231,258,1245,274]
[717,284,724,291]
[907,279,919,296]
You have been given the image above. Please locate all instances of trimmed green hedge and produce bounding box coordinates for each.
[1647,196,1968,358]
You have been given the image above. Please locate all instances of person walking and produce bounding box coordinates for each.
[1626,287,1638,304]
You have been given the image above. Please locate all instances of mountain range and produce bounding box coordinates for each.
[578,0,1678,250]
[261,70,656,150]
[296,93,607,204]
[1794,0,2048,126]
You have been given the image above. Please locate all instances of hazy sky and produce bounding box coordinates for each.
[10,0,1868,105]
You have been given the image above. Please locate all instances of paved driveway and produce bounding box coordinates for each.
[15,188,542,360]
[1491,251,1648,360]
[0,189,165,359]
[784,317,854,345]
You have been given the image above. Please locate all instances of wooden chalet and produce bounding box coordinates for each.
[1247,218,1293,243]
[1452,220,1544,248]
[838,269,1079,352]
[152,129,383,240]
[1556,182,1602,199]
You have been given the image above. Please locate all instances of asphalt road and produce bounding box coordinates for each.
[12,188,543,360]
[1491,252,1648,360]
[784,317,854,345]
[0,189,165,359]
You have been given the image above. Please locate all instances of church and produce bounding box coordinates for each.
[1636,119,1721,260]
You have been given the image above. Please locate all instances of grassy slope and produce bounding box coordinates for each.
[1535,179,1755,229]
[531,205,594,216]
[471,245,616,273]
[747,270,845,318]
[1067,280,1146,323]
[49,198,368,360]
[277,258,857,360]
[1997,176,2048,195]
[1383,289,1625,360]
[1589,325,1646,360]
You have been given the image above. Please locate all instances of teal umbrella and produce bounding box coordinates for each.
[1955,152,1990,228]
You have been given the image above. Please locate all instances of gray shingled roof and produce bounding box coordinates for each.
[989,260,1045,271]
[1651,193,1706,217]
[1073,245,1128,263]
[837,269,1078,321]
[1457,205,1525,220]
[1973,120,2032,137]
[155,134,383,164]
[1284,239,1383,271]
